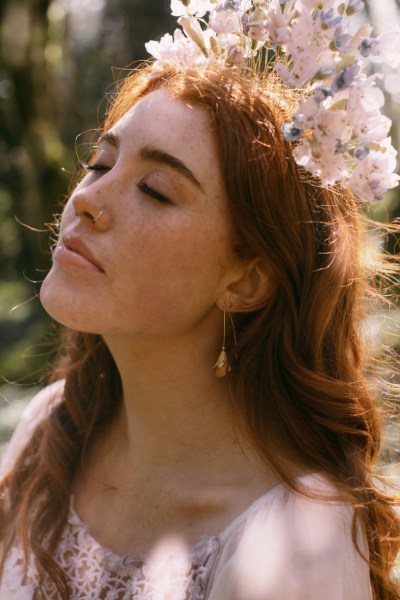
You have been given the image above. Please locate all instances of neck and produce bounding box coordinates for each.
[79,329,280,509]
[103,329,242,470]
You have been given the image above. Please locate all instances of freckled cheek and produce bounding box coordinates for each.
[122,226,232,291]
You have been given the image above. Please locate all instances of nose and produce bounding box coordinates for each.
[75,208,104,224]
[72,186,111,232]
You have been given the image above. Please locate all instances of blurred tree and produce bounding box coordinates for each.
[0,0,68,381]
[0,0,173,381]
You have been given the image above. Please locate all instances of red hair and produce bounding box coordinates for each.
[1,63,399,598]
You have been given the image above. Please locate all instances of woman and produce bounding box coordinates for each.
[0,12,400,600]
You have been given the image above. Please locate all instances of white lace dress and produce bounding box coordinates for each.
[0,383,373,599]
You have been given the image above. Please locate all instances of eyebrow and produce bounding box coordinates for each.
[98,132,204,192]
[98,131,119,149]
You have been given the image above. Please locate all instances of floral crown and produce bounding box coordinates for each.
[145,0,400,203]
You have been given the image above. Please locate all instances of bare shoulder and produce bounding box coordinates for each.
[207,475,372,600]
[0,380,65,476]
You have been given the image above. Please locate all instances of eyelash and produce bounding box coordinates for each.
[80,161,171,205]
[137,182,170,205]
[80,160,109,172]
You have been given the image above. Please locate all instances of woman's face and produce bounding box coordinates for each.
[41,88,243,339]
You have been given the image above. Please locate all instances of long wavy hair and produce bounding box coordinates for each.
[1,63,399,598]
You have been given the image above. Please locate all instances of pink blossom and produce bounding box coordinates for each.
[293,139,349,184]
[275,45,331,87]
[348,141,399,202]
[242,7,268,41]
[311,109,350,149]
[347,78,390,141]
[376,26,400,68]
[292,96,317,129]
[209,8,241,34]
[144,0,399,203]
[264,0,296,46]
[178,16,208,53]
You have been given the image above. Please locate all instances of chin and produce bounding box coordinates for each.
[40,284,73,329]
[40,274,95,333]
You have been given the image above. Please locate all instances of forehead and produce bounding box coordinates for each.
[106,88,229,204]
[111,88,216,165]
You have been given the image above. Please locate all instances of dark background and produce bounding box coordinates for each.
[0,0,176,383]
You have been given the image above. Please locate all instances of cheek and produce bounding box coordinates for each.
[114,217,233,315]
[131,217,231,280]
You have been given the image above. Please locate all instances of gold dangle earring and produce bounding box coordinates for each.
[213,307,235,378]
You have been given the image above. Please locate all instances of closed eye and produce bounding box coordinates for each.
[80,161,171,204]
[80,161,110,172]
[138,182,171,205]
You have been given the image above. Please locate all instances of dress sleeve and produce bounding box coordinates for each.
[0,380,65,477]
[206,479,372,600]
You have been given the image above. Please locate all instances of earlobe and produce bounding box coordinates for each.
[217,258,271,313]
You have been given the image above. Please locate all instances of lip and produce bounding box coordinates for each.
[53,233,105,273]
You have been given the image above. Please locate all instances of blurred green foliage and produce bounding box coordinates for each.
[0,0,174,383]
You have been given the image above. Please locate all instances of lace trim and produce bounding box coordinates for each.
[3,502,222,599]
[3,483,290,598]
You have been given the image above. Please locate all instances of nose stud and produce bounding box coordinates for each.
[75,209,104,224]
[92,210,104,223]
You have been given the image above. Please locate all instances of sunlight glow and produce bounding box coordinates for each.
[61,0,106,47]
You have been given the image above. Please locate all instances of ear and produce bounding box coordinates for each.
[217,258,271,313]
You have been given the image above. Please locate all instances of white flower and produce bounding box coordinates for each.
[272,6,334,80]
[348,140,399,202]
[248,23,267,40]
[347,77,390,141]
[145,29,205,64]
[215,31,242,50]
[292,95,318,129]
[293,139,349,184]
[347,75,383,110]
[178,16,209,52]
[351,106,391,143]
[241,7,268,41]
[312,108,350,148]
[209,8,241,33]
[291,104,352,184]
[144,0,399,202]
[275,44,332,87]
[145,33,176,60]
[171,0,213,17]
[376,26,400,68]
[263,0,296,45]
[207,31,253,62]
[286,23,317,53]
